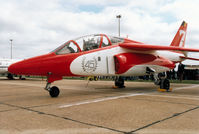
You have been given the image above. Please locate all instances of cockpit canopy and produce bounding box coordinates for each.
[53,34,124,55]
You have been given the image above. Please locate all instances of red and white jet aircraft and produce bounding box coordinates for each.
[8,21,199,97]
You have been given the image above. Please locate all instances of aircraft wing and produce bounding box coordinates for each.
[180,56,199,61]
[119,43,199,52]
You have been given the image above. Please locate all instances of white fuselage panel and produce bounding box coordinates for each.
[0,59,21,74]
[70,46,183,76]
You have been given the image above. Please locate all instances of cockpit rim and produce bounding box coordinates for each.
[52,34,124,54]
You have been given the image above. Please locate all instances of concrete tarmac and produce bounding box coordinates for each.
[0,78,199,134]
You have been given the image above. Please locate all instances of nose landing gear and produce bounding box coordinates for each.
[44,82,60,97]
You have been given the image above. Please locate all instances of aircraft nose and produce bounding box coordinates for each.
[8,61,23,75]
[8,53,56,76]
[8,58,41,75]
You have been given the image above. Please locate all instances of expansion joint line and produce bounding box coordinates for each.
[127,106,199,134]
[1,102,126,134]
[2,102,198,134]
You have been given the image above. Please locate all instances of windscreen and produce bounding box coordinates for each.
[52,34,124,55]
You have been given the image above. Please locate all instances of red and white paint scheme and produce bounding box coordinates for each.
[8,21,199,97]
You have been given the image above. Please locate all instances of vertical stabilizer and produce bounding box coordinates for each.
[170,21,187,47]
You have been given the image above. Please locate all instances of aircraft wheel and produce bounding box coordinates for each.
[7,73,14,80]
[49,86,60,97]
[115,77,125,88]
[160,79,170,91]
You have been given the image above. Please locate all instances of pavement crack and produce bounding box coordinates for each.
[0,102,59,113]
[135,98,198,106]
[127,106,199,133]
[1,102,127,134]
[0,108,19,113]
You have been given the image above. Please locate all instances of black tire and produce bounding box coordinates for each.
[49,86,60,97]
[160,79,170,91]
[115,76,125,88]
[88,77,93,81]
[7,73,14,80]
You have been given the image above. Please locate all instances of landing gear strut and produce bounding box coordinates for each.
[154,72,170,92]
[115,76,125,88]
[44,82,60,97]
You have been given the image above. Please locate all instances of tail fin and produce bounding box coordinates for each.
[170,21,188,47]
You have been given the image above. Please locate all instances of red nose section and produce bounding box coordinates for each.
[8,60,40,75]
[8,58,41,75]
[8,52,77,77]
[8,62,23,75]
[8,53,56,76]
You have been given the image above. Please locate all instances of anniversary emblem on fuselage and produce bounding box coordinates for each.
[82,57,98,73]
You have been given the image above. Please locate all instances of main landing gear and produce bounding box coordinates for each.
[154,72,171,92]
[160,79,170,91]
[114,76,125,88]
[44,82,60,97]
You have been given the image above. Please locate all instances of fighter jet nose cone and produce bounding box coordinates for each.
[8,59,29,75]
[8,63,19,74]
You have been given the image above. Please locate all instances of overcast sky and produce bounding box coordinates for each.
[0,0,199,64]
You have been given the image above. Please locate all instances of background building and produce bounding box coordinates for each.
[184,65,199,80]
